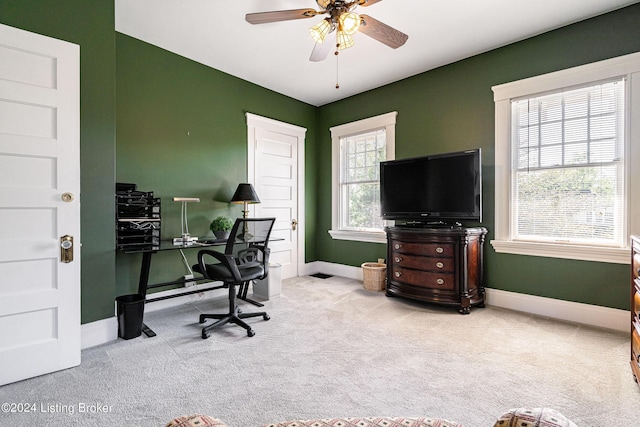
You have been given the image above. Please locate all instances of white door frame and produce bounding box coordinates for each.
[246,112,305,277]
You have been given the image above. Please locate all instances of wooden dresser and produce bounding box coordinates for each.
[631,235,640,384]
[385,226,487,314]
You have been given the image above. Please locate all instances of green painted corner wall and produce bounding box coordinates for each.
[0,0,117,323]
[114,34,318,295]
[315,3,640,310]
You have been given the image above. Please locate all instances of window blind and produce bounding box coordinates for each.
[511,78,625,245]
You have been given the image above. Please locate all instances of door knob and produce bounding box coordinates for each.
[291,219,298,230]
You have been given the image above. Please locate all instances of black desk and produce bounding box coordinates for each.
[122,238,271,337]
[121,239,227,336]
[131,240,225,297]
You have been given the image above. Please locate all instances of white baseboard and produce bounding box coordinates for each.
[305,261,363,280]
[306,261,629,332]
[485,288,629,332]
[82,264,629,349]
[81,316,118,349]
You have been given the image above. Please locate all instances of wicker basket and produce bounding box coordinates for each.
[361,262,386,291]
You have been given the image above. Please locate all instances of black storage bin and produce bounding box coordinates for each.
[115,294,145,339]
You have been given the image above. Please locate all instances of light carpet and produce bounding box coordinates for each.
[0,275,638,426]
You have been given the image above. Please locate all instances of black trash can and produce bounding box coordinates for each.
[115,294,145,339]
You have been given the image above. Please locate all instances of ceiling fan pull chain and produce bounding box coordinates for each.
[335,47,340,89]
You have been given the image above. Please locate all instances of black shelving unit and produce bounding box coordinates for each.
[116,183,161,251]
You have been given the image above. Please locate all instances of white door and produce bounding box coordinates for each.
[247,113,306,279]
[0,24,81,385]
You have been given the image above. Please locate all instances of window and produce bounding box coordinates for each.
[329,112,396,243]
[492,53,640,264]
[341,128,386,230]
[512,79,625,245]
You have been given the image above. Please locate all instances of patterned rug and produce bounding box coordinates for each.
[262,417,462,427]
[166,416,462,427]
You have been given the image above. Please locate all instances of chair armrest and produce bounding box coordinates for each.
[197,249,242,282]
[262,247,271,278]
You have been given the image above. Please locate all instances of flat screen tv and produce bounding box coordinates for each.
[380,149,482,225]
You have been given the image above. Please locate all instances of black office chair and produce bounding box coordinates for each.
[193,217,276,339]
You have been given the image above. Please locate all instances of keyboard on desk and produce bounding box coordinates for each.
[197,238,227,245]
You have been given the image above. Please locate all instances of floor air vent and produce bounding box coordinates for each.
[310,273,333,279]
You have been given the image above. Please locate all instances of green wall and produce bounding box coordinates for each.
[114,34,318,294]
[315,4,640,310]
[0,0,117,323]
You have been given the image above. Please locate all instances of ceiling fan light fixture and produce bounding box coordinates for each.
[309,18,332,43]
[336,30,354,50]
[339,11,361,35]
[316,0,332,9]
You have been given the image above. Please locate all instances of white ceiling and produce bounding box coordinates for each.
[115,0,638,107]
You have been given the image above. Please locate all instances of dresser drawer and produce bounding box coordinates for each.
[390,240,454,257]
[634,254,640,280]
[390,252,454,272]
[634,289,640,319]
[390,267,454,290]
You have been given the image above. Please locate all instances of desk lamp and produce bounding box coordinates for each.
[230,183,260,240]
[173,197,200,244]
[230,183,260,218]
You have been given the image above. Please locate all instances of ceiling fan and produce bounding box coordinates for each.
[245,0,409,62]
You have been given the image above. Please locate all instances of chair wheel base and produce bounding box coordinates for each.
[199,310,269,339]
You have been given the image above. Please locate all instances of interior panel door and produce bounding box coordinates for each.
[0,23,81,385]
[247,113,306,280]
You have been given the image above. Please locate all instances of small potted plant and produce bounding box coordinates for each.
[210,216,233,239]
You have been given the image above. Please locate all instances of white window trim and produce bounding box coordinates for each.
[492,52,640,264]
[328,111,397,244]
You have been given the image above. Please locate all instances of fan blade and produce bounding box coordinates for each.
[359,14,408,49]
[309,33,335,62]
[358,0,384,6]
[246,8,318,25]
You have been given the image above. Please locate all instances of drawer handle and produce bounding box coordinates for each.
[436,262,444,269]
[395,256,402,263]
[395,272,402,278]
[436,278,444,285]
[435,247,444,254]
[395,243,402,250]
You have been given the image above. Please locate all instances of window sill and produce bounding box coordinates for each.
[328,229,386,244]
[490,239,630,264]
